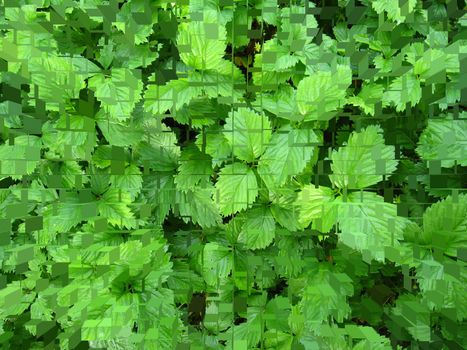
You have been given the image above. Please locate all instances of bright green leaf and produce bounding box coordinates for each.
[214,162,259,216]
[296,65,352,120]
[223,107,272,162]
[329,125,398,189]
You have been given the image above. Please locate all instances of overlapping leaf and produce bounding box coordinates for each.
[329,125,398,189]
[214,162,258,216]
[296,65,352,120]
[258,125,320,191]
[336,191,409,262]
[88,68,143,121]
[416,114,467,167]
[223,108,272,163]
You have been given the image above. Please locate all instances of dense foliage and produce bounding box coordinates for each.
[0,0,466,349]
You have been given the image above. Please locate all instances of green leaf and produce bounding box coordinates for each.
[44,161,85,189]
[214,162,258,216]
[329,125,398,189]
[0,282,27,315]
[2,2,466,348]
[232,249,257,291]
[119,239,164,276]
[174,145,213,192]
[416,114,467,168]
[294,185,335,230]
[260,85,302,121]
[188,68,245,102]
[174,185,222,228]
[96,37,115,70]
[41,115,96,161]
[27,54,100,107]
[418,193,467,257]
[260,39,301,71]
[278,5,318,46]
[252,51,294,90]
[390,294,431,341]
[195,126,232,167]
[223,107,272,162]
[347,82,384,116]
[265,296,291,332]
[114,0,156,45]
[10,179,57,202]
[166,261,205,304]
[143,78,202,116]
[382,73,422,112]
[137,289,183,348]
[134,122,180,172]
[336,191,408,262]
[89,165,111,195]
[296,65,352,120]
[31,296,53,321]
[270,187,303,232]
[298,326,350,349]
[255,0,279,25]
[411,48,460,80]
[350,327,392,350]
[88,68,143,121]
[82,316,117,341]
[371,0,418,24]
[98,189,137,229]
[272,234,307,278]
[141,173,175,225]
[109,164,143,201]
[415,257,467,321]
[263,330,294,350]
[202,242,233,287]
[258,125,320,191]
[177,15,227,71]
[0,135,41,181]
[225,6,252,48]
[41,194,97,238]
[112,39,160,70]
[203,300,234,334]
[175,97,222,129]
[223,305,264,349]
[238,206,276,250]
[300,268,353,331]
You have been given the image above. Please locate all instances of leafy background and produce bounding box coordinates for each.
[0,0,466,349]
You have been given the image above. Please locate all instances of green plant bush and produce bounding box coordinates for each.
[0,0,466,349]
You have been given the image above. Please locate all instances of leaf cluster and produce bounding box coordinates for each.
[0,0,466,349]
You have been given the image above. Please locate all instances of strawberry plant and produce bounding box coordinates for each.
[0,0,466,349]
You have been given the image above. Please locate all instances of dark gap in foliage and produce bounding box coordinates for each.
[187,292,206,327]
[118,0,127,10]
[234,316,247,325]
[0,177,17,188]
[163,214,194,234]
[78,88,101,118]
[222,215,233,224]
[162,116,197,145]
[267,277,288,299]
